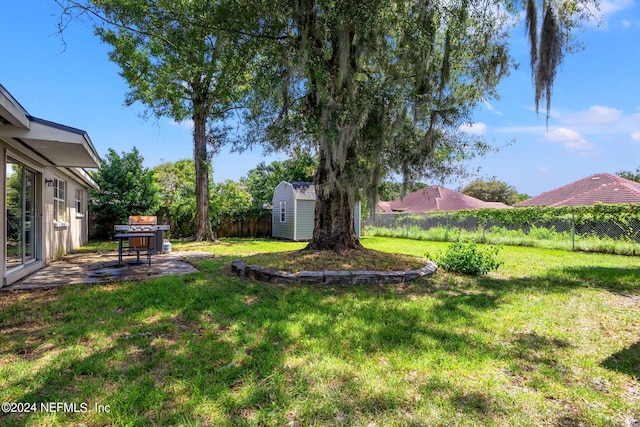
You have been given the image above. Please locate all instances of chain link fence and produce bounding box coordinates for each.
[363,212,640,255]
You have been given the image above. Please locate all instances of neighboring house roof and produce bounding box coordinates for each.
[290,181,316,200]
[385,186,511,213]
[514,173,640,207]
[376,201,393,213]
[0,83,101,170]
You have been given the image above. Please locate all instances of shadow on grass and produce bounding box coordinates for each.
[601,341,640,379]
[550,266,640,295]
[0,255,636,426]
[472,265,640,297]
[174,238,304,252]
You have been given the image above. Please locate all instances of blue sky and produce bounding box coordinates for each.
[1,0,639,197]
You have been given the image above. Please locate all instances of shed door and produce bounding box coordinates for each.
[296,200,315,240]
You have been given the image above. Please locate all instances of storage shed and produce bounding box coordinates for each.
[272,181,361,241]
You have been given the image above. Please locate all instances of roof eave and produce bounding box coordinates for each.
[0,117,101,169]
[0,84,30,129]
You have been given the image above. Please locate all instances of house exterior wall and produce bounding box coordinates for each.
[271,181,296,240]
[0,149,7,284]
[0,84,99,287]
[42,168,90,262]
[1,145,92,286]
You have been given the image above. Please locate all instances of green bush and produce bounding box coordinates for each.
[428,241,503,276]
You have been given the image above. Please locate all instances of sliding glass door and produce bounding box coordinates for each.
[6,160,37,272]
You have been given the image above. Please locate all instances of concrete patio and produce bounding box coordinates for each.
[1,250,213,291]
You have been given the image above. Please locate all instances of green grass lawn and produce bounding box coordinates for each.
[1,237,638,426]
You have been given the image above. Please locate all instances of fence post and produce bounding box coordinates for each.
[405,214,409,238]
[571,212,576,251]
[445,212,450,242]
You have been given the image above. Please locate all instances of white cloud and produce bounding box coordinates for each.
[561,105,622,125]
[584,0,635,26]
[547,127,598,156]
[493,106,638,143]
[459,122,487,136]
[493,125,545,135]
[631,130,640,142]
[621,19,632,28]
[482,100,503,116]
[600,0,635,15]
[547,128,581,142]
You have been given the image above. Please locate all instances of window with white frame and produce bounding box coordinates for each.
[53,177,66,222]
[75,188,83,216]
[280,201,286,222]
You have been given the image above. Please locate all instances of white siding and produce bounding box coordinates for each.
[295,199,315,240]
[43,170,90,261]
[271,182,296,240]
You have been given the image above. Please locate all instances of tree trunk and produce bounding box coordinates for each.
[305,141,363,253]
[298,5,363,253]
[193,113,213,241]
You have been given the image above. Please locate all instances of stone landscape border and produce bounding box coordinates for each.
[231,259,438,285]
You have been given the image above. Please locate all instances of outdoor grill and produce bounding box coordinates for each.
[114,216,170,253]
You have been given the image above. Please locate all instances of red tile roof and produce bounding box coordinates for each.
[384,186,510,213]
[376,201,393,213]
[515,173,640,207]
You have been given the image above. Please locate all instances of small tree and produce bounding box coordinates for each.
[90,147,159,238]
[243,148,317,208]
[459,179,527,206]
[210,181,253,217]
[241,0,596,253]
[153,159,198,237]
[617,168,640,183]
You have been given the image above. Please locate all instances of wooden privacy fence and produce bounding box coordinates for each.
[90,209,273,239]
[213,214,272,238]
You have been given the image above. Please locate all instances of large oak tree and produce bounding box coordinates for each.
[58,0,597,251]
[58,0,250,240]
[241,0,597,252]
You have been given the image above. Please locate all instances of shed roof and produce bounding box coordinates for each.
[384,186,510,213]
[515,173,640,207]
[290,181,316,200]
